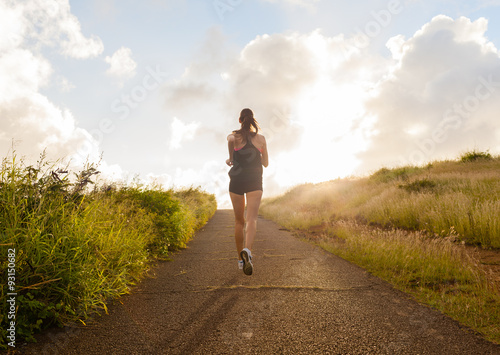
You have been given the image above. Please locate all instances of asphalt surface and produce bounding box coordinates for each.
[19,209,500,354]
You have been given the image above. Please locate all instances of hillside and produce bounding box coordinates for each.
[261,151,500,343]
[262,151,500,249]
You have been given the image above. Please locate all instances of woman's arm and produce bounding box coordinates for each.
[261,136,269,168]
[226,134,235,166]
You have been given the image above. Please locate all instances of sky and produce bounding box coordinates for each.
[2,0,500,207]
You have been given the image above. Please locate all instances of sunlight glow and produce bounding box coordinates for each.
[273,77,372,188]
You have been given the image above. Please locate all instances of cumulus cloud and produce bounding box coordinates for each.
[162,28,387,202]
[0,0,104,171]
[0,96,92,160]
[169,117,200,150]
[359,15,500,170]
[163,15,500,205]
[105,47,137,85]
[165,29,375,154]
[22,0,104,58]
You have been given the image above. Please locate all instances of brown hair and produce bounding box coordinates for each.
[235,108,260,139]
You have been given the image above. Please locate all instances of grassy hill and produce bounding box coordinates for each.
[261,150,500,343]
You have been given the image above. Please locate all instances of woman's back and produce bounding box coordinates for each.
[229,133,262,179]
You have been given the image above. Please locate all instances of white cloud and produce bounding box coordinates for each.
[0,48,52,102]
[22,0,104,58]
[0,0,104,167]
[172,160,231,207]
[0,2,24,52]
[360,15,500,170]
[58,76,76,93]
[105,47,137,85]
[162,28,387,200]
[163,15,500,205]
[0,95,98,163]
[169,117,200,150]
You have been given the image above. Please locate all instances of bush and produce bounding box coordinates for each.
[370,166,423,183]
[0,155,216,348]
[399,178,437,193]
[460,150,492,162]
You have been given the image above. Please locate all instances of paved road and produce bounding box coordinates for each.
[21,210,499,354]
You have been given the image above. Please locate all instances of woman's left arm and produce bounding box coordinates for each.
[261,136,269,168]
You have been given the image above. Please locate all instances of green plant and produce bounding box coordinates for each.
[460,150,492,163]
[0,154,217,348]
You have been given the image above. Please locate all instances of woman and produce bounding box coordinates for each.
[226,108,269,275]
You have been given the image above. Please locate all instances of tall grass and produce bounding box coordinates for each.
[263,153,500,248]
[313,220,499,343]
[261,151,500,343]
[0,155,216,348]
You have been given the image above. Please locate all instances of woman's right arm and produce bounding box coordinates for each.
[226,134,235,166]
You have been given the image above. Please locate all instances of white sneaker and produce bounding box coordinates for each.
[238,260,244,270]
[240,248,253,276]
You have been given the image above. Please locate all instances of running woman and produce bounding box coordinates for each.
[226,108,269,275]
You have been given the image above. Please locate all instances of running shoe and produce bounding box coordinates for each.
[240,248,253,276]
[238,260,244,270]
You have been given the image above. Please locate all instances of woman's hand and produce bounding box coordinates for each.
[226,159,233,166]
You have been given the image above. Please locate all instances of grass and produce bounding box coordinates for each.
[0,154,217,348]
[261,150,500,344]
[263,153,500,248]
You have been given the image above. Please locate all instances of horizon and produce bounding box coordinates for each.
[2,0,500,208]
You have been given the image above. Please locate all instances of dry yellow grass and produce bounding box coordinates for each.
[263,155,500,248]
[261,153,500,343]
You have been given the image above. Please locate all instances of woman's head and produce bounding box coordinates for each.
[238,108,259,135]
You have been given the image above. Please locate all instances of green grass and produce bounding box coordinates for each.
[261,150,500,344]
[0,154,216,348]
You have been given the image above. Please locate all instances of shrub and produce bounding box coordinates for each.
[0,155,216,348]
[399,178,437,193]
[370,166,423,183]
[460,150,492,163]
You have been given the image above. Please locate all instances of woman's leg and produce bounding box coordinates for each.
[244,190,263,251]
[230,192,246,259]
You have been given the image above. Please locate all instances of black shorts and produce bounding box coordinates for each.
[229,177,263,195]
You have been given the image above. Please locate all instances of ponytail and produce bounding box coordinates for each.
[236,108,259,139]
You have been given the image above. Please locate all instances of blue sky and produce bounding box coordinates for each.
[2,0,500,207]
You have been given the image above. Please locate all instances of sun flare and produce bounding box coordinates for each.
[270,77,373,188]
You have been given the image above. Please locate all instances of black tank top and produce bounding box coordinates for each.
[228,137,263,180]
